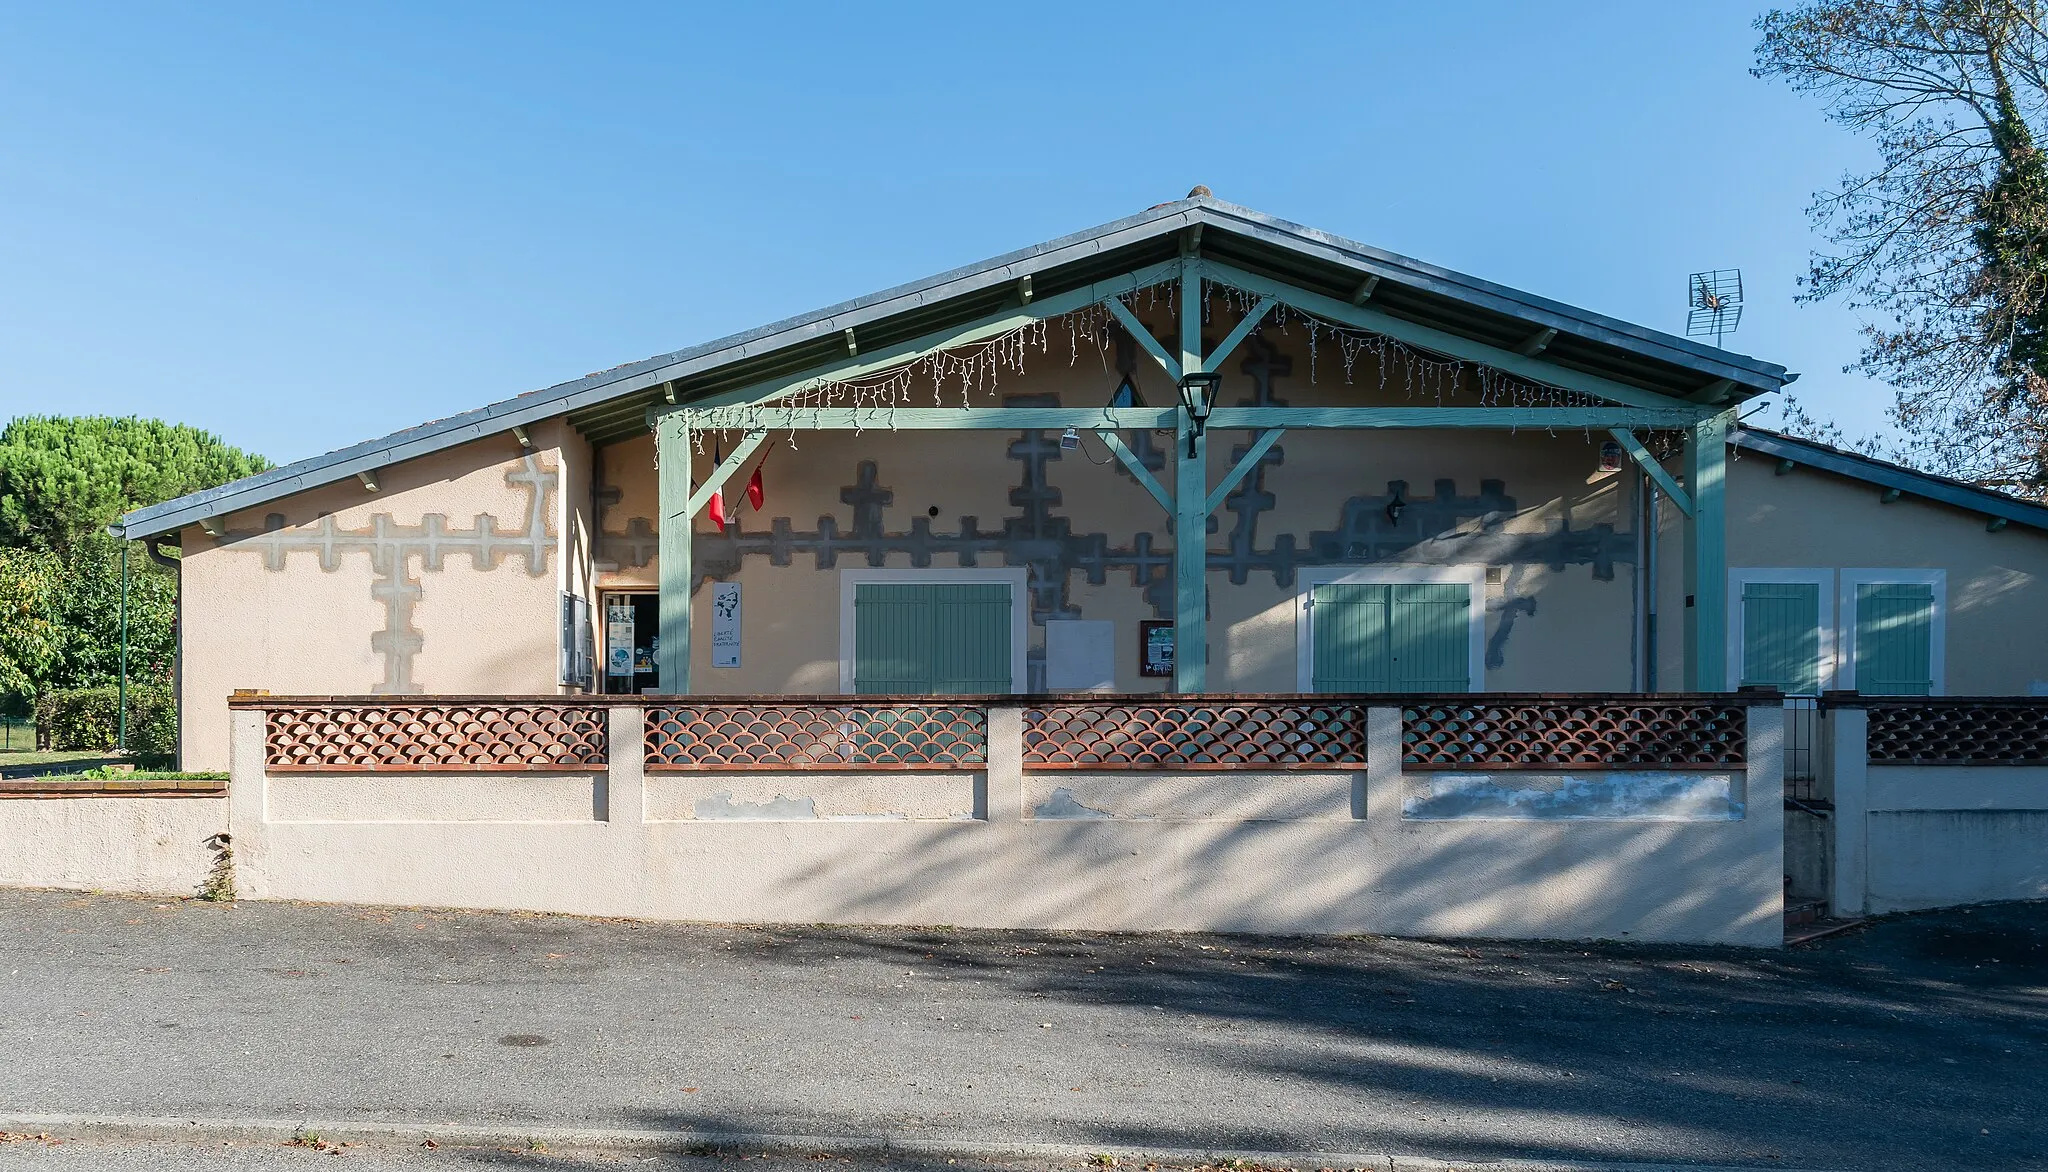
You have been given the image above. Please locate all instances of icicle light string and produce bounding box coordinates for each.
[685,297,1129,451]
[678,276,1600,454]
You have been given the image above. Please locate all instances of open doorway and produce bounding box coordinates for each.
[601,592,659,695]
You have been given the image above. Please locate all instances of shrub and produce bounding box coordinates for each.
[33,683,178,761]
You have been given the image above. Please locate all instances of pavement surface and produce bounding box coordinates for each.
[0,889,2043,1171]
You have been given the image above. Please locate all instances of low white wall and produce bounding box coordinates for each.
[224,704,1785,946]
[0,796,227,896]
[1863,764,2048,913]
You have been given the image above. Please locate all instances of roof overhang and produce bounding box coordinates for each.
[118,195,1793,540]
[1735,427,2048,533]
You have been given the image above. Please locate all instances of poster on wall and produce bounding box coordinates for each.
[1139,620,1174,678]
[711,582,742,667]
[605,601,635,678]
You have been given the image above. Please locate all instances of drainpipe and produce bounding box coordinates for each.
[118,538,129,753]
[1644,474,1661,694]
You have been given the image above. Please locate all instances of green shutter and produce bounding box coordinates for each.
[931,584,1014,693]
[1390,583,1472,692]
[1310,583,1390,692]
[1856,582,1935,696]
[1740,581,1822,694]
[1310,581,1471,693]
[853,582,1013,695]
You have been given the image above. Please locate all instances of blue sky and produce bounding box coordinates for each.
[1,2,1890,465]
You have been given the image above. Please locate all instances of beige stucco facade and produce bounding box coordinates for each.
[168,313,2048,771]
[178,418,583,770]
[1645,446,2048,695]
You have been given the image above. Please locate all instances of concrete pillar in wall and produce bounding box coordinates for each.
[1828,704,1870,918]
[605,705,645,826]
[1363,706,1402,822]
[985,705,1024,823]
[1746,700,1788,943]
[226,708,269,898]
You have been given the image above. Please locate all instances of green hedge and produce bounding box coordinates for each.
[32,685,177,761]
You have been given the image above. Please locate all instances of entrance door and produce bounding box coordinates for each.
[601,592,660,695]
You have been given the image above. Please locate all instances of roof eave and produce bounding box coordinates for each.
[1734,428,2048,531]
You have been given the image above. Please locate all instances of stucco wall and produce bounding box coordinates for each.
[223,705,1784,945]
[178,420,580,771]
[0,797,226,896]
[594,315,1641,696]
[1653,449,2048,694]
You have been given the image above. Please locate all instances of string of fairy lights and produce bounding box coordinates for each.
[678,274,1600,454]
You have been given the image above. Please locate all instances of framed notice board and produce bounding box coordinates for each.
[1139,619,1174,678]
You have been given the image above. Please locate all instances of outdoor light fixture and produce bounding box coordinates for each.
[1385,484,1407,526]
[1176,371,1223,457]
[1599,439,1624,472]
[1059,427,1080,450]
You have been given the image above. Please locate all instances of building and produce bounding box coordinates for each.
[75,191,2046,942]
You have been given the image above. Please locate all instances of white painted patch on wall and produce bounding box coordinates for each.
[1403,772,1742,821]
[1043,620,1115,691]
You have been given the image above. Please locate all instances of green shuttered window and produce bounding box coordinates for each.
[1739,581,1822,694]
[852,582,1013,694]
[1310,581,1472,693]
[1855,582,1935,696]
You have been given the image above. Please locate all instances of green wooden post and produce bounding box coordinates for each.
[1683,409,1732,691]
[656,412,693,695]
[1173,259,1207,693]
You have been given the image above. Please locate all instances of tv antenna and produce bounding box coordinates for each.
[1686,269,1743,348]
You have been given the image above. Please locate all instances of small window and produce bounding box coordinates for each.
[840,571,1025,695]
[1849,578,1940,696]
[1300,570,1481,693]
[1739,581,1823,695]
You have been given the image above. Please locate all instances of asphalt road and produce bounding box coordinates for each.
[0,889,2042,1170]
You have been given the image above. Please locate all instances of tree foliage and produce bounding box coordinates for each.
[1755,0,2048,497]
[0,415,268,704]
[0,547,61,703]
[0,415,270,554]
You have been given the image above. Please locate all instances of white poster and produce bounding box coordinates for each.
[1044,620,1115,691]
[605,601,635,678]
[711,582,742,668]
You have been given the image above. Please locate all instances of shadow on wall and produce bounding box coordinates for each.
[762,811,1768,943]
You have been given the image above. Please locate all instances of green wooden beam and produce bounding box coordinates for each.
[655,412,693,696]
[685,429,770,517]
[668,405,1707,431]
[1195,258,1701,412]
[1103,296,1183,382]
[661,259,1186,416]
[1608,428,1693,517]
[1682,409,1732,691]
[1201,406,1709,429]
[1174,259,1207,694]
[1203,296,1277,373]
[1095,430,1173,515]
[1204,429,1285,516]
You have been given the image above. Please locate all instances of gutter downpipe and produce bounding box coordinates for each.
[1644,473,1660,694]
[117,538,129,753]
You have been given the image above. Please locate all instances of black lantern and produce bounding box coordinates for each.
[1176,371,1222,457]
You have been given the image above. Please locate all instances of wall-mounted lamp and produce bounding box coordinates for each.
[1385,484,1407,526]
[1176,371,1222,458]
[1059,427,1080,450]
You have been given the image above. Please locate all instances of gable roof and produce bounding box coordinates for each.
[1733,427,2048,534]
[117,192,1793,540]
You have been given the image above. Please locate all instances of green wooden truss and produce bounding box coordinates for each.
[653,258,1733,695]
